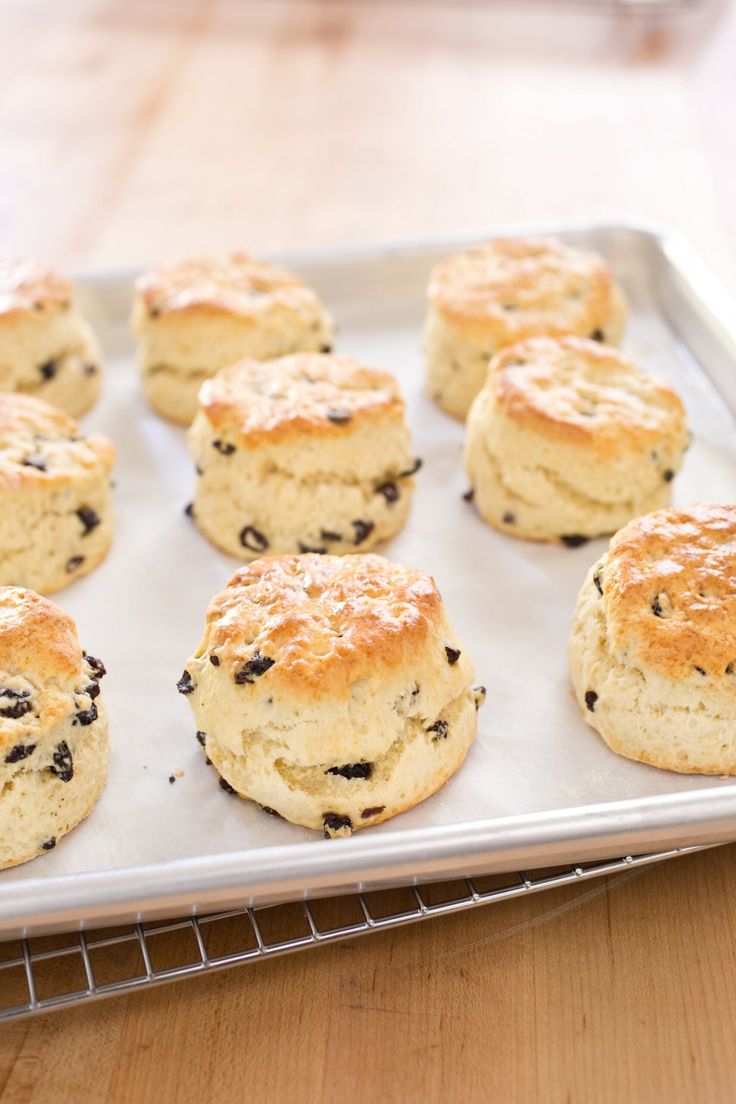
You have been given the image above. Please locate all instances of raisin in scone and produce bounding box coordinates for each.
[177,554,485,836]
[0,587,108,869]
[464,336,688,544]
[0,393,115,593]
[188,353,418,559]
[0,259,103,418]
[132,252,335,425]
[426,237,628,420]
[570,504,736,774]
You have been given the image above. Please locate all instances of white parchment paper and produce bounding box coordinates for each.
[3,232,736,906]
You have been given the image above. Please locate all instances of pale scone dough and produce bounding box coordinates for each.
[188,353,418,559]
[570,503,736,774]
[178,553,485,835]
[133,252,335,425]
[426,236,628,419]
[464,335,688,544]
[0,394,115,594]
[0,586,109,869]
[0,259,103,418]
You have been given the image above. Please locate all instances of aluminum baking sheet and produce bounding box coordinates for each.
[2,219,736,938]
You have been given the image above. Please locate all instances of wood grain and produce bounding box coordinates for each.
[1,848,736,1102]
[1,1,736,1100]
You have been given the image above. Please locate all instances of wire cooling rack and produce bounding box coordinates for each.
[0,844,707,1022]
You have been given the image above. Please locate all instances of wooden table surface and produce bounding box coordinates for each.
[2,1,736,1100]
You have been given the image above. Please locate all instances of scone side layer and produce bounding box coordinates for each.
[570,534,736,775]
[464,404,680,543]
[189,415,415,559]
[0,705,109,868]
[463,336,689,542]
[203,685,479,832]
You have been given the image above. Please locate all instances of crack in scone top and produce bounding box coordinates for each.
[135,252,327,321]
[197,354,405,448]
[0,588,86,751]
[488,335,687,457]
[0,259,72,317]
[0,393,114,491]
[428,237,619,340]
[603,503,736,682]
[196,554,445,698]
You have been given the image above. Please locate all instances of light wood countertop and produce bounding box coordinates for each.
[1,2,736,1100]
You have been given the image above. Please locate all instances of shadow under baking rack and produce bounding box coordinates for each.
[0,845,708,1021]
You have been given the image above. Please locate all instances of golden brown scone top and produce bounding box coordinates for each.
[135,252,326,320]
[602,503,736,682]
[428,237,620,340]
[0,587,81,684]
[488,336,687,457]
[0,259,72,318]
[0,393,115,491]
[0,587,90,749]
[193,554,443,696]
[197,353,404,447]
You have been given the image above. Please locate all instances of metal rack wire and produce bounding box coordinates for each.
[0,845,705,1022]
